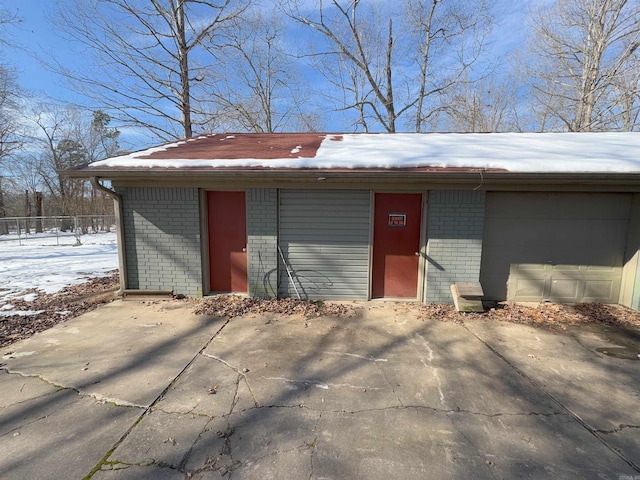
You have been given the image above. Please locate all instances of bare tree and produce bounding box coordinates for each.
[283,0,493,132]
[0,66,22,234]
[52,0,249,141]
[526,0,640,132]
[0,6,22,234]
[613,64,640,130]
[29,106,120,217]
[0,6,20,48]
[443,75,520,132]
[0,66,21,167]
[406,0,494,132]
[204,10,313,133]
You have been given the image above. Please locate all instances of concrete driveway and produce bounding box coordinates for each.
[1,300,639,479]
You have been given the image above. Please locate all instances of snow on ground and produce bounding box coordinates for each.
[0,232,118,315]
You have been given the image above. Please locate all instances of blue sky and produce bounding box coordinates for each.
[3,1,67,97]
[0,0,547,147]
[2,1,541,100]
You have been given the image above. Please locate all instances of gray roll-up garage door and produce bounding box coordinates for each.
[279,189,371,300]
[480,192,631,303]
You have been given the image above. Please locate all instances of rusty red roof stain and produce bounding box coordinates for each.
[141,133,332,160]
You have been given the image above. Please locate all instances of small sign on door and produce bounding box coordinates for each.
[388,213,406,227]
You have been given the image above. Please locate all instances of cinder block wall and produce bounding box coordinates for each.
[116,186,202,296]
[247,188,278,298]
[424,190,485,303]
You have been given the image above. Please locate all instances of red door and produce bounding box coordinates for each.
[208,191,247,293]
[372,193,422,298]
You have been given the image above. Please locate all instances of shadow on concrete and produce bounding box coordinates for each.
[0,308,226,479]
[2,301,640,479]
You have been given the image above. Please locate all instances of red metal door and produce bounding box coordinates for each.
[372,193,422,298]
[208,191,247,293]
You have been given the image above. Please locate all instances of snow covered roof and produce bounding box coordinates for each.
[69,132,640,176]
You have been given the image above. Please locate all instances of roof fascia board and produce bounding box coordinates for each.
[71,168,640,183]
[110,177,640,193]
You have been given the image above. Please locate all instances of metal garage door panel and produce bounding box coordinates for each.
[482,193,631,303]
[279,190,371,300]
[509,265,547,299]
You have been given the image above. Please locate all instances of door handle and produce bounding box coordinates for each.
[414,252,420,256]
[242,247,247,252]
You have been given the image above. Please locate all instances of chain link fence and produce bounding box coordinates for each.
[0,215,116,246]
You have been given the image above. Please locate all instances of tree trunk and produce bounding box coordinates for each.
[0,178,7,235]
[24,190,31,234]
[175,0,192,138]
[35,192,43,233]
[415,0,438,133]
[385,18,396,133]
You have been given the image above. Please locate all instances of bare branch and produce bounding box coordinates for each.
[526,0,640,131]
[282,0,494,132]
[50,0,250,140]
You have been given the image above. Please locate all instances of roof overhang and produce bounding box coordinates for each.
[63,132,640,190]
[66,167,640,191]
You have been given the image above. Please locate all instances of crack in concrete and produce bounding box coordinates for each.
[595,424,640,434]
[1,367,147,409]
[215,402,565,419]
[222,423,236,480]
[412,333,449,409]
[465,325,640,474]
[114,400,566,424]
[371,356,405,407]
[83,317,233,479]
[153,406,212,419]
[327,404,564,418]
[445,413,500,480]
[261,375,382,391]
[177,418,209,473]
[0,367,145,411]
[229,377,241,416]
[1,414,50,438]
[84,392,145,409]
[208,441,314,479]
[0,369,66,411]
[99,459,155,470]
[1,367,68,391]
[309,411,321,480]
[182,418,237,479]
[202,353,260,408]
[186,460,233,478]
[186,395,205,416]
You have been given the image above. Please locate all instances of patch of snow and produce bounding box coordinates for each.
[0,231,116,248]
[0,309,44,317]
[21,293,39,302]
[0,232,118,305]
[291,145,302,154]
[89,132,640,173]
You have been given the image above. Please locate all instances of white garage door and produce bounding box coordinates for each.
[481,192,631,303]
